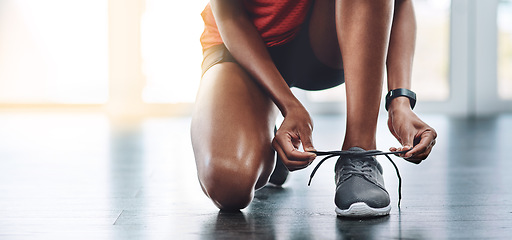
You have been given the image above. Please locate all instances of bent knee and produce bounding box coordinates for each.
[200,170,256,210]
[206,183,254,210]
[197,157,266,210]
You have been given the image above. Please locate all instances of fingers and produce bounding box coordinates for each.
[389,145,413,158]
[388,108,437,163]
[273,142,313,171]
[274,131,316,161]
[404,130,437,163]
[399,132,414,156]
[406,139,435,163]
[389,146,408,158]
[389,128,437,164]
[301,128,316,153]
[272,132,316,172]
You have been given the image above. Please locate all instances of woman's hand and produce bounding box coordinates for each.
[387,98,437,164]
[272,105,317,171]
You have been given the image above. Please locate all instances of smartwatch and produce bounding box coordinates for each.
[385,88,416,111]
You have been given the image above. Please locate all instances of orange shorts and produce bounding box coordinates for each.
[201,7,345,91]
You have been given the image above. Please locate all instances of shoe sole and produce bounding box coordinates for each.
[335,202,391,218]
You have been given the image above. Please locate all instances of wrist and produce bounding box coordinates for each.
[280,99,305,117]
[385,88,416,111]
[387,97,413,113]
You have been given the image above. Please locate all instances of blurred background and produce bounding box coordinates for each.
[0,1,511,238]
[0,0,510,117]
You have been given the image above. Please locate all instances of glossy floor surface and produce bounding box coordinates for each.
[1,112,511,239]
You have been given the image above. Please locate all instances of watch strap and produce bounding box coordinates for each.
[385,88,416,111]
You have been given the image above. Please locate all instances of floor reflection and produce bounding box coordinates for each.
[109,121,146,199]
[199,187,285,240]
[336,215,390,239]
[446,117,512,239]
[2,113,512,239]
[202,211,276,240]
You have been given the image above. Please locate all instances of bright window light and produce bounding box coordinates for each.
[412,0,450,101]
[307,0,451,103]
[141,0,209,103]
[0,0,108,104]
[498,0,512,99]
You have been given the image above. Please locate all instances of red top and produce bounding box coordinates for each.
[200,0,312,51]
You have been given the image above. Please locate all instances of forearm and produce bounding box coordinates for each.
[210,0,303,116]
[386,0,416,93]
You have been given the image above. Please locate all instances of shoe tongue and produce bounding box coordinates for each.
[346,147,375,165]
[347,146,365,152]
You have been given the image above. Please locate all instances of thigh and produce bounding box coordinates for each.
[269,0,344,91]
[191,62,278,190]
[309,0,342,69]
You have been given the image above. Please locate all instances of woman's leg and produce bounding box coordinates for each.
[191,62,278,210]
[308,0,418,217]
[308,0,392,149]
[308,0,342,70]
[309,0,416,151]
[336,0,395,150]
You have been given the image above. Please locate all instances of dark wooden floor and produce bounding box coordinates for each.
[1,112,511,239]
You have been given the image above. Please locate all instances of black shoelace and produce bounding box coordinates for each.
[307,149,410,208]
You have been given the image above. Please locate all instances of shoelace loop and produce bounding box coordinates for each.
[308,149,410,208]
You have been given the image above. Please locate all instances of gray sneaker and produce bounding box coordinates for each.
[334,147,391,217]
[268,154,289,186]
[268,127,289,186]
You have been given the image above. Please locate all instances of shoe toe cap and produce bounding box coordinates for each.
[335,176,390,210]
